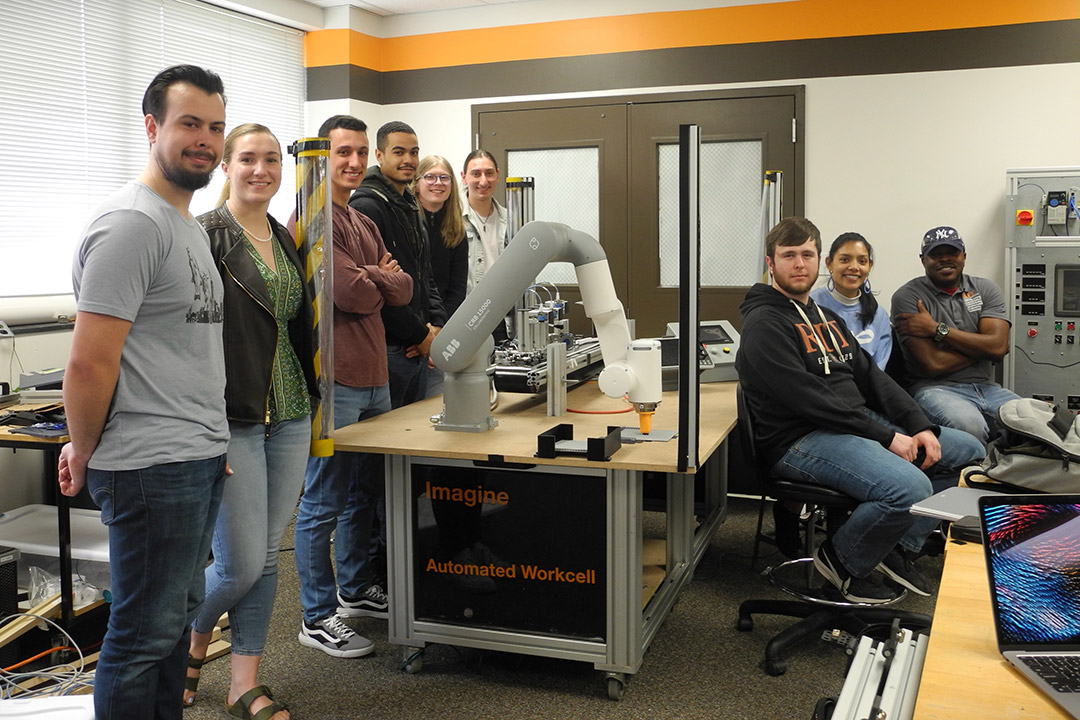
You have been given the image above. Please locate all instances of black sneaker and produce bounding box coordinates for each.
[813,539,899,605]
[876,547,933,597]
[337,584,389,619]
[299,616,374,658]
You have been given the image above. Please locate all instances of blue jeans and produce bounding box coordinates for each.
[774,411,985,577]
[914,382,1020,444]
[192,417,309,655]
[294,383,390,622]
[387,345,427,409]
[88,455,226,720]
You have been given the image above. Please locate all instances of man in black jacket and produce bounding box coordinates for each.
[735,217,984,604]
[349,121,446,408]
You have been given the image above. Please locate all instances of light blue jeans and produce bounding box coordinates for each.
[774,410,985,577]
[913,381,1020,444]
[294,383,390,623]
[89,455,226,720]
[191,417,309,655]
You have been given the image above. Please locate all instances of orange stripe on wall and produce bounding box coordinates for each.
[305,0,1078,72]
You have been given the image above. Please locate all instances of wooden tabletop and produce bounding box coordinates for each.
[333,381,737,474]
[0,402,68,446]
[913,536,1069,719]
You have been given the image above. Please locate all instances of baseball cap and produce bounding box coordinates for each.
[921,226,965,255]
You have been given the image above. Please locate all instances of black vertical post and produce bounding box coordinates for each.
[677,124,701,473]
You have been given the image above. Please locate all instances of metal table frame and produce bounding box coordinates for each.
[383,442,727,699]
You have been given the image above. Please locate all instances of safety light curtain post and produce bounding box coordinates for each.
[290,138,334,456]
[757,171,783,281]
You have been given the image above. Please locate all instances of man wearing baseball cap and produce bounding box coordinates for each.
[890,226,1019,443]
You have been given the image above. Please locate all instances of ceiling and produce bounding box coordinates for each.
[302,0,527,16]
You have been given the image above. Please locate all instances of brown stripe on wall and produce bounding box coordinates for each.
[307,65,383,104]
[307,20,1079,105]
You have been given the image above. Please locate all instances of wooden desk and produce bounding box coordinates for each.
[335,382,736,699]
[913,536,1069,719]
[0,404,75,625]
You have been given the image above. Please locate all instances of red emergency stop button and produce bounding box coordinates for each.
[1028,328,1038,338]
[1017,210,1034,225]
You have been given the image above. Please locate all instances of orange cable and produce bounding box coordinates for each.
[4,646,77,672]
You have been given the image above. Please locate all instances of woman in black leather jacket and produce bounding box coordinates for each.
[186,123,316,720]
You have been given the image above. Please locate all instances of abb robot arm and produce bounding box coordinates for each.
[431,221,660,433]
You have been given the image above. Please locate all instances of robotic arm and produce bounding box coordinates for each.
[431,221,661,433]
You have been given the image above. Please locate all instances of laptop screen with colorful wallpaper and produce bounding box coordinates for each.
[981,496,1080,649]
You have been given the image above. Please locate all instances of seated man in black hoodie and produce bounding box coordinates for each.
[735,217,984,604]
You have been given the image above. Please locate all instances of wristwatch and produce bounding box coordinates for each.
[934,321,950,343]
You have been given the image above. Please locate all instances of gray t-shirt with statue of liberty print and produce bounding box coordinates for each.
[73,180,228,471]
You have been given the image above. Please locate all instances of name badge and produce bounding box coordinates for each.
[963,292,983,313]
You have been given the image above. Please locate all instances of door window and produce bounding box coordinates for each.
[507,147,600,286]
[657,140,762,288]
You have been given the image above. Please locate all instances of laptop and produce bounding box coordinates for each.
[910,485,1001,522]
[979,493,1080,719]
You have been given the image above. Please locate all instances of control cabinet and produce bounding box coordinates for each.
[1005,168,1080,413]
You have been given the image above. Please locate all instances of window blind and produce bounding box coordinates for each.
[0,0,305,304]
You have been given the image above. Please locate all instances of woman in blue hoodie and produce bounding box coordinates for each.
[809,232,892,370]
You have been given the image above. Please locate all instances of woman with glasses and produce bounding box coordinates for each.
[187,123,316,720]
[414,155,467,397]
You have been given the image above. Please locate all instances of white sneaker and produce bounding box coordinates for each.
[299,615,374,658]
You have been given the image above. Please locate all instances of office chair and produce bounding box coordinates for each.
[734,385,931,676]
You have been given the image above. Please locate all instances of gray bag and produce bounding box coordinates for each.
[963,398,1080,493]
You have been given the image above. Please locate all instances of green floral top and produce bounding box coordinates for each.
[247,235,310,422]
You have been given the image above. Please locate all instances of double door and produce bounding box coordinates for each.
[474,87,803,338]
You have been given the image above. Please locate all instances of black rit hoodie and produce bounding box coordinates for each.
[735,283,935,470]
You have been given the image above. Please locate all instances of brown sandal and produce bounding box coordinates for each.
[225,684,289,720]
[183,654,204,707]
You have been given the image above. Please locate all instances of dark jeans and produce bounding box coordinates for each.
[386,345,428,410]
[89,455,226,720]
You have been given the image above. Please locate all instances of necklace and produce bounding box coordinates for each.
[225,203,272,243]
[477,208,493,232]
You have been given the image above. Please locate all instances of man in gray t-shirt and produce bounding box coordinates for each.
[892,226,1019,443]
[58,65,230,720]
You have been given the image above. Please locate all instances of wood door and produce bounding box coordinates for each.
[475,102,629,335]
[627,92,802,337]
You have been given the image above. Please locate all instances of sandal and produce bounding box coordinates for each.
[183,654,204,707]
[226,684,289,720]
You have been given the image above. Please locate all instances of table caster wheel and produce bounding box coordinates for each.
[605,674,625,701]
[402,648,424,674]
[736,616,754,632]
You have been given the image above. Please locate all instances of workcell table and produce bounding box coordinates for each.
[912,533,1069,719]
[334,382,737,699]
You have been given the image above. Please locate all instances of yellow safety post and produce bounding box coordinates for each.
[289,138,334,457]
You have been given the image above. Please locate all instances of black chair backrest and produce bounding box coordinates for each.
[883,328,908,387]
[736,384,762,472]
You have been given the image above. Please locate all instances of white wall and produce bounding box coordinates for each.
[806,64,1080,308]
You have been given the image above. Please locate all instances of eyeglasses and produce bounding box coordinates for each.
[421,174,451,185]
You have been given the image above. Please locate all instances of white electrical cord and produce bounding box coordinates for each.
[0,612,90,699]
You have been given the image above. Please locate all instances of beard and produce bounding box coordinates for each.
[160,153,217,192]
[773,273,815,298]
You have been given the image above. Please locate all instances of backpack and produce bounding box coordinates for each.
[963,398,1080,493]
